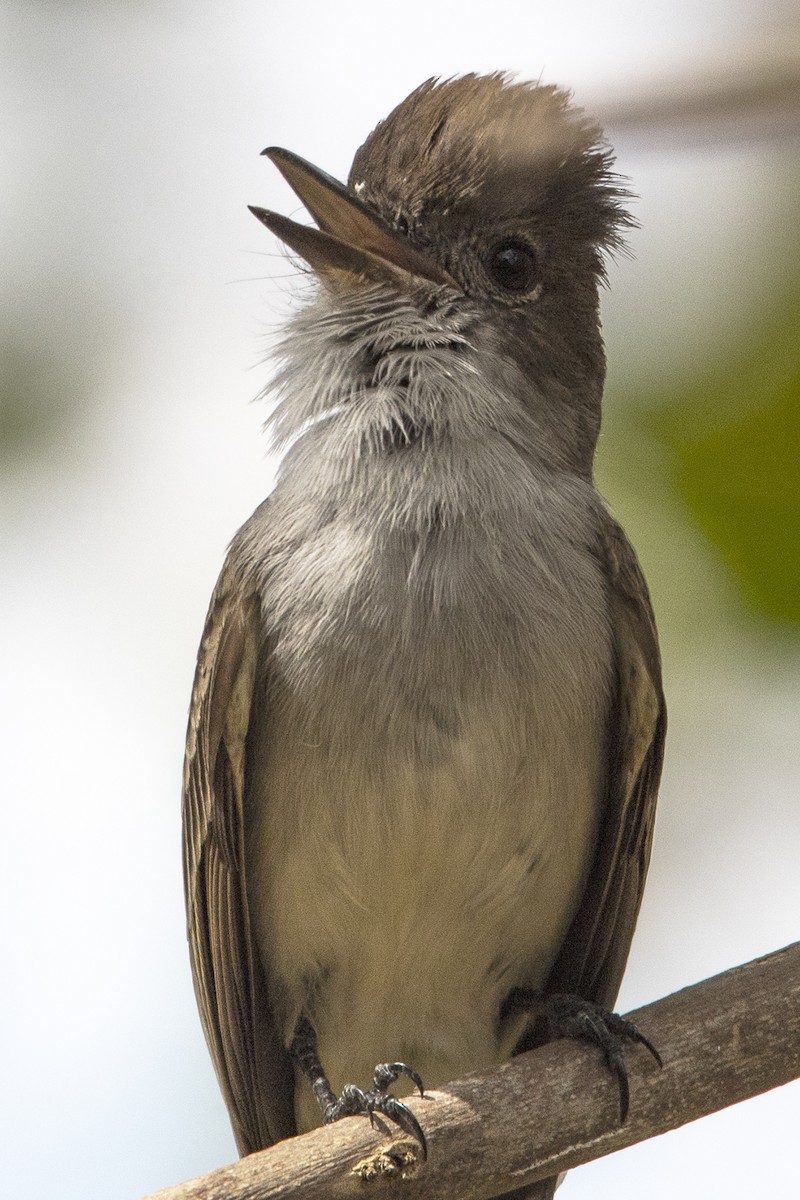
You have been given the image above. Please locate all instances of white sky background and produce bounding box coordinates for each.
[2,2,799,1198]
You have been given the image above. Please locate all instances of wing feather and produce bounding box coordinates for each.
[542,516,666,1009]
[182,549,294,1155]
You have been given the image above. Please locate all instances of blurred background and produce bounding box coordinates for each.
[2,2,798,1197]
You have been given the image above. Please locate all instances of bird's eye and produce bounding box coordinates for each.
[486,238,539,294]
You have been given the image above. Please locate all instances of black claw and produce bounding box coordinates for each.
[290,1018,427,1157]
[605,1047,630,1121]
[320,1072,427,1157]
[603,1012,663,1073]
[379,1096,428,1158]
[634,1030,663,1068]
[373,1061,425,1098]
[541,993,661,1123]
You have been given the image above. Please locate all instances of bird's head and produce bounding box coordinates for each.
[251,74,633,476]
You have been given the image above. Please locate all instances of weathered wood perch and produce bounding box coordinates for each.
[147,942,800,1200]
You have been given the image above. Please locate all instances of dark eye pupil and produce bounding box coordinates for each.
[488,239,538,292]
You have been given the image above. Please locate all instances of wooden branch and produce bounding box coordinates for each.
[148,942,800,1200]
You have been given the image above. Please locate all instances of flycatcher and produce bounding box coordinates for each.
[183,73,665,1200]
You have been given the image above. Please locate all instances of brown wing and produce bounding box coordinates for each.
[542,517,666,1010]
[182,547,294,1155]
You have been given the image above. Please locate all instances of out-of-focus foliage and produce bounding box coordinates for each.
[652,271,800,626]
[601,205,800,634]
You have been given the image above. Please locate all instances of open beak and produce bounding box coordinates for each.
[249,147,456,291]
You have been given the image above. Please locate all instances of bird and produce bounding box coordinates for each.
[182,73,665,1200]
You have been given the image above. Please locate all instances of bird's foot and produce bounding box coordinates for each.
[323,1062,426,1156]
[542,993,661,1121]
[290,1016,427,1157]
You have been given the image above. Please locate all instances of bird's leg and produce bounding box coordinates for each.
[289,1015,427,1157]
[505,989,662,1121]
